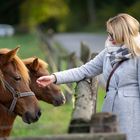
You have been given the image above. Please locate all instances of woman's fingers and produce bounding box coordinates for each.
[36,80,46,87]
[36,75,54,87]
[37,76,50,81]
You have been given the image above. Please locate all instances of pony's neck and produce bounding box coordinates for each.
[0,104,16,137]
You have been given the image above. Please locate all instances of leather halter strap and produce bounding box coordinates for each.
[3,79,35,113]
[106,60,126,92]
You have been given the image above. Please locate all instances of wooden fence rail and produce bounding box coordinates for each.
[7,133,126,140]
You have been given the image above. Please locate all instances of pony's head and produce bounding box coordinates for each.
[0,48,41,124]
[23,57,65,106]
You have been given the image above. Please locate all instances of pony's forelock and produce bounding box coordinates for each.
[14,56,30,83]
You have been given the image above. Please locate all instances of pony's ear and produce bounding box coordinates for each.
[6,47,19,61]
[0,47,19,65]
[31,58,40,71]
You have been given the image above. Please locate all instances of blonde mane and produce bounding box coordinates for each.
[0,48,30,83]
[23,57,48,69]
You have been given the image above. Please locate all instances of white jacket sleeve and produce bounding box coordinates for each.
[54,49,106,84]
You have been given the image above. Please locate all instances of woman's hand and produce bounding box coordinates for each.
[36,75,56,87]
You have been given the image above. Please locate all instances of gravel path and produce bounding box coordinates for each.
[53,33,107,56]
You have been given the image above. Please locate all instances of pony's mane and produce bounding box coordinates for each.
[23,57,48,69]
[0,48,30,83]
[0,70,5,89]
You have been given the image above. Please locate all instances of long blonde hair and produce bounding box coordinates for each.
[106,13,140,56]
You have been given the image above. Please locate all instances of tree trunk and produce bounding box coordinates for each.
[87,0,96,22]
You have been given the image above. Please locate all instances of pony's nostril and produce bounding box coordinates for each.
[38,110,41,117]
[33,110,41,122]
[34,116,39,122]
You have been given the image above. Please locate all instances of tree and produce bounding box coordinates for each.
[0,0,25,25]
[20,0,69,31]
[87,0,96,22]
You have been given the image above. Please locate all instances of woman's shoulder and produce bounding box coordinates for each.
[90,48,107,63]
[97,48,108,56]
[94,48,108,60]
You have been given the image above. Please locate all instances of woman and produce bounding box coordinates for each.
[37,13,140,140]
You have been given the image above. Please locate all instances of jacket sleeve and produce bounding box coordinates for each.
[137,57,140,92]
[54,49,106,84]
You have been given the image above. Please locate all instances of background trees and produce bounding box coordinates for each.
[0,0,140,32]
[20,0,69,32]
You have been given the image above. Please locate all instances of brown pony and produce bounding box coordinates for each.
[0,48,41,137]
[23,57,65,106]
[0,57,65,137]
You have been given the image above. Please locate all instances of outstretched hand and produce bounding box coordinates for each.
[36,75,56,87]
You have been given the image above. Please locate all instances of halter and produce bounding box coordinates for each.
[3,79,35,114]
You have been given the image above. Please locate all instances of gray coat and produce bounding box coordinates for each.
[54,48,140,140]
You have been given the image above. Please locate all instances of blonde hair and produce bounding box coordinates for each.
[106,13,140,56]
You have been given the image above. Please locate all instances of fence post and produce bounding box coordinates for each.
[68,43,98,133]
[90,112,119,133]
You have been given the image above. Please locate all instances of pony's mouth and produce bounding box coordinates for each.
[13,109,23,117]
[15,112,22,117]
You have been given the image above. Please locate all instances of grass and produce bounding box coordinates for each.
[0,33,105,137]
[97,87,106,112]
[12,102,73,137]
[0,33,45,59]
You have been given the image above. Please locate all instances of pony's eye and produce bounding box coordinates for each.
[14,76,21,81]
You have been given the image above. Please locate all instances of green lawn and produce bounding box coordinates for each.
[0,33,105,137]
[0,33,45,59]
[12,102,73,137]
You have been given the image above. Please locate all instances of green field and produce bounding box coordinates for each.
[0,33,45,59]
[0,33,105,137]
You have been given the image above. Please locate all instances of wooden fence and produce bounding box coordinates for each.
[7,133,126,140]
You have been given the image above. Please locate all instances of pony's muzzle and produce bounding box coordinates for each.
[53,92,66,106]
[22,109,41,124]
